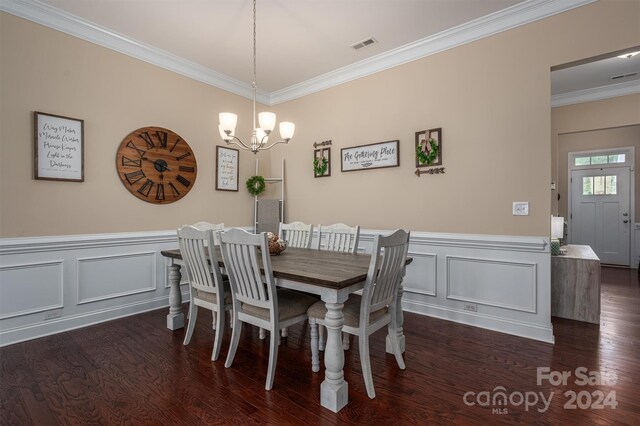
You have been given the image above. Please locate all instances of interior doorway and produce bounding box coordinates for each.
[568,147,635,266]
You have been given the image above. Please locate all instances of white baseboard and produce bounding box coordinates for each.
[402,298,555,344]
[0,291,189,346]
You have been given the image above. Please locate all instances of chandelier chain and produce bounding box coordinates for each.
[218,0,294,153]
[252,0,257,131]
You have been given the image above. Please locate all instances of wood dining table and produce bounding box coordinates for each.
[160,246,411,412]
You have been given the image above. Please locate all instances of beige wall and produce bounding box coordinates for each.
[269,0,639,236]
[555,125,639,219]
[2,1,639,238]
[551,95,640,217]
[0,13,269,238]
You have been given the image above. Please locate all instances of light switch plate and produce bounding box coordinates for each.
[512,202,529,216]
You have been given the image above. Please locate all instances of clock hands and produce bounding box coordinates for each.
[142,156,172,172]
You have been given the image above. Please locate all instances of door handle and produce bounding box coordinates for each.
[623,220,629,223]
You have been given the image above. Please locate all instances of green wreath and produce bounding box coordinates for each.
[313,157,328,176]
[416,138,439,165]
[246,175,266,196]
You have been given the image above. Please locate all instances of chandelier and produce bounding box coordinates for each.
[218,0,295,153]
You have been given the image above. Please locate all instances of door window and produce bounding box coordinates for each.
[582,175,617,195]
[574,154,625,166]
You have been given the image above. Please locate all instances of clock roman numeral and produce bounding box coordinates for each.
[176,152,191,161]
[137,179,154,197]
[179,166,194,172]
[156,130,168,148]
[169,138,181,152]
[121,156,141,167]
[156,183,165,200]
[139,132,155,149]
[176,174,191,188]
[169,182,180,197]
[126,140,145,157]
[125,170,145,185]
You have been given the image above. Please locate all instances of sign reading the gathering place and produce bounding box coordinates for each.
[341,140,399,172]
[34,111,84,182]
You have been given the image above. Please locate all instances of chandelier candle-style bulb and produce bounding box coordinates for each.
[258,112,276,133]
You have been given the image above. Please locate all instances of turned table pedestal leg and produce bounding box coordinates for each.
[166,262,184,330]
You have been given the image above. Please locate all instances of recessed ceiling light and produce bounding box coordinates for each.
[617,51,640,59]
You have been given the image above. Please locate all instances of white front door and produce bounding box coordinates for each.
[570,167,631,265]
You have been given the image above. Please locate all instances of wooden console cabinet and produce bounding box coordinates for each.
[551,245,601,324]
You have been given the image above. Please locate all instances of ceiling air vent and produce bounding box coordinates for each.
[611,72,638,80]
[350,37,377,51]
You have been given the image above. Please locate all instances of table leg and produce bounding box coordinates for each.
[321,300,348,412]
[166,263,184,330]
[386,283,406,354]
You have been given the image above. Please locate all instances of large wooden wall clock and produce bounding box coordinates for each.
[116,126,197,204]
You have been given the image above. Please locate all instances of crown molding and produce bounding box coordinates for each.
[0,0,270,104]
[2,0,595,106]
[551,80,640,107]
[269,0,596,104]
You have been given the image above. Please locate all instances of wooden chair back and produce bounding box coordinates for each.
[316,223,360,253]
[278,222,313,249]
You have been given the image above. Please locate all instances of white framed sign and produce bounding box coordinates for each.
[341,140,399,172]
[216,146,239,191]
[34,111,84,182]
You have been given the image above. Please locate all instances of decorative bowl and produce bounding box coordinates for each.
[266,232,288,255]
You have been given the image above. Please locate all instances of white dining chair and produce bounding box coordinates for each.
[190,221,224,245]
[316,223,361,351]
[308,229,410,399]
[220,228,318,390]
[316,223,360,253]
[278,221,314,249]
[178,225,232,361]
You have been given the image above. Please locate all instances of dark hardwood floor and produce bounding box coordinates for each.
[1,266,638,425]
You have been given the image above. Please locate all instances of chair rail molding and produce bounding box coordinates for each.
[1,227,553,346]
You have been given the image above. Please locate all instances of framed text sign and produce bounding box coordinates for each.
[216,146,239,191]
[34,111,84,181]
[341,140,399,172]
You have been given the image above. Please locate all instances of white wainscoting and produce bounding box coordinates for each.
[0,231,185,347]
[1,227,553,346]
[356,230,554,343]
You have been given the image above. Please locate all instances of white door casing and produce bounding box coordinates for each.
[568,147,635,266]
[571,167,630,265]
